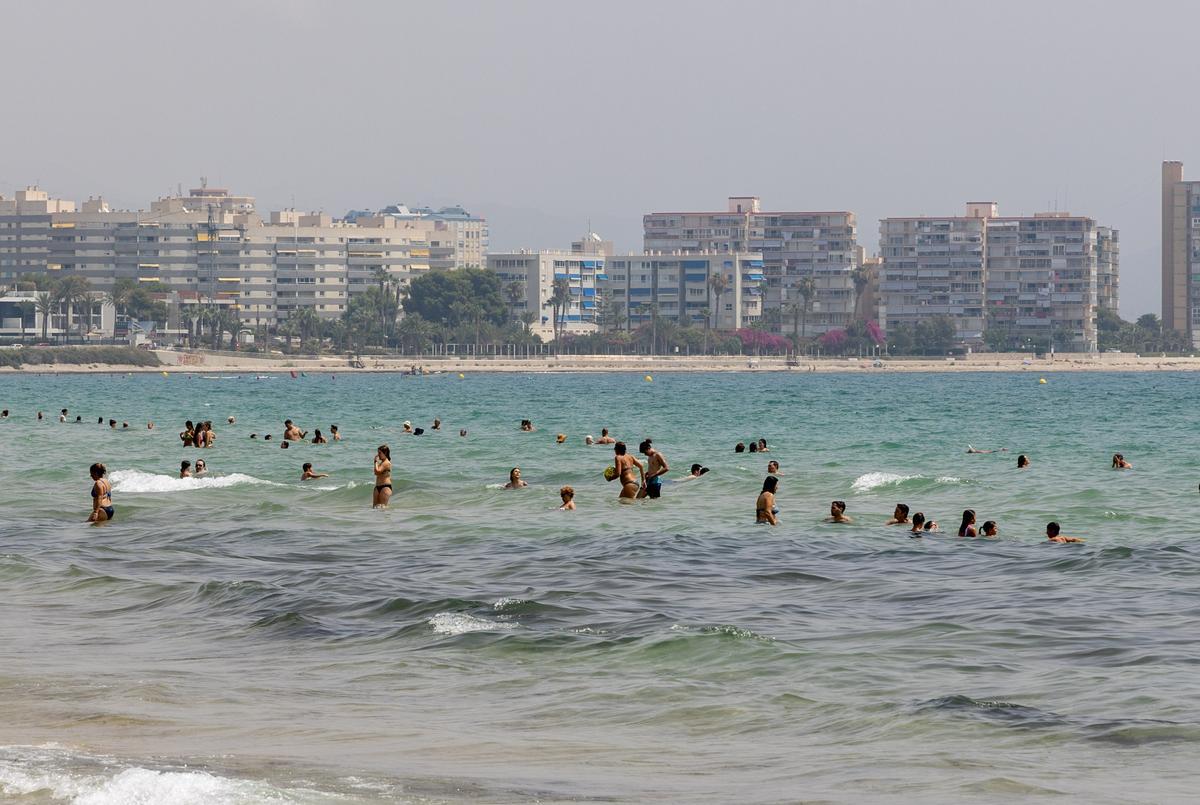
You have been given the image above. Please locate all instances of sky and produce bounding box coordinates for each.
[2,0,1197,317]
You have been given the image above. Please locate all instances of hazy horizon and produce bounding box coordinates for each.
[4,0,1197,318]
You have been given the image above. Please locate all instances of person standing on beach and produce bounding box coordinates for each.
[638,439,669,499]
[373,445,392,508]
[608,442,644,501]
[86,463,114,523]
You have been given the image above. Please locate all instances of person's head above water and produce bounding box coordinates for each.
[509,467,522,482]
[831,500,847,515]
[748,442,758,453]
[691,463,703,475]
[912,512,926,529]
[1017,454,1029,468]
[734,442,745,453]
[980,520,998,536]
[958,509,976,535]
[762,476,779,494]
[180,460,191,473]
[767,460,779,473]
[303,462,313,472]
[894,503,910,520]
[1046,521,1061,538]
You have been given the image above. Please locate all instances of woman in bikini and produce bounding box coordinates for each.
[373,445,392,508]
[608,441,644,501]
[756,476,779,525]
[87,462,114,523]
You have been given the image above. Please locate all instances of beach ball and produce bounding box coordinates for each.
[603,466,617,481]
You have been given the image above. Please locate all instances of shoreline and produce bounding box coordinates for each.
[0,349,1198,374]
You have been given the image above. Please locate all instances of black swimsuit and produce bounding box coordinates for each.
[92,480,114,519]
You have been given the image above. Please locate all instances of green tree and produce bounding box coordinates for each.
[794,275,817,341]
[34,290,55,341]
[549,277,571,348]
[402,268,508,328]
[707,272,729,330]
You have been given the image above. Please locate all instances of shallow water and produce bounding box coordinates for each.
[0,371,1198,803]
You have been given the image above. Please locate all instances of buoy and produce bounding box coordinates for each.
[161,371,169,377]
[458,373,465,379]
[644,374,653,382]
[1039,378,1047,384]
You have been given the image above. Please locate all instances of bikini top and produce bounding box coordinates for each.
[92,480,112,499]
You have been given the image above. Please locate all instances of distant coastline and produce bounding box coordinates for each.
[1,348,1199,374]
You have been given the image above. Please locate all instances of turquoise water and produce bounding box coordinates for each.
[0,371,1198,803]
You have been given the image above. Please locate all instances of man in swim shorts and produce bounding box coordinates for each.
[638,438,669,499]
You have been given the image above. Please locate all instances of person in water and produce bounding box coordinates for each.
[608,441,644,501]
[284,420,306,441]
[432,418,442,431]
[519,419,535,432]
[180,460,192,478]
[910,512,926,535]
[330,424,341,441]
[748,442,758,453]
[87,462,113,523]
[301,462,328,480]
[683,463,710,479]
[638,438,669,499]
[1046,521,1084,543]
[757,438,770,452]
[585,435,595,446]
[504,467,528,489]
[194,459,207,476]
[596,428,615,445]
[373,445,392,508]
[559,485,576,510]
[59,409,68,423]
[767,460,781,476]
[979,520,999,537]
[311,429,328,444]
[264,434,273,441]
[1112,453,1133,469]
[402,421,414,434]
[957,509,977,537]
[181,421,195,447]
[734,442,745,453]
[826,500,852,523]
[756,476,779,525]
[1017,454,1030,468]
[886,503,910,525]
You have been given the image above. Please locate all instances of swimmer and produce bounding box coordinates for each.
[281,441,290,449]
[86,462,113,523]
[180,460,192,478]
[638,438,669,499]
[519,419,535,432]
[910,512,926,535]
[608,441,644,500]
[979,520,999,537]
[749,442,758,453]
[767,460,781,475]
[1017,454,1030,468]
[181,421,195,446]
[402,421,413,433]
[373,445,392,508]
[37,411,43,421]
[121,422,129,430]
[1112,453,1133,469]
[682,463,710,480]
[108,419,116,429]
[886,503,910,526]
[459,429,467,437]
[75,416,81,423]
[734,442,745,453]
[596,428,615,445]
[585,435,595,446]
[146,422,153,430]
[556,433,567,444]
[330,424,341,441]
[264,434,272,441]
[924,517,938,532]
[284,419,306,441]
[194,459,207,476]
[826,500,852,523]
[559,485,576,510]
[227,416,236,425]
[0,410,7,419]
[957,509,977,537]
[59,409,67,423]
[250,433,258,439]
[1046,521,1084,543]
[432,418,442,431]
[757,438,770,452]
[504,467,528,489]
[301,462,328,480]
[756,476,779,525]
[312,429,328,444]
[97,416,103,424]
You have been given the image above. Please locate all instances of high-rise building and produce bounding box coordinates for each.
[486,250,605,340]
[879,202,1119,352]
[643,197,860,334]
[1161,161,1200,342]
[350,204,488,269]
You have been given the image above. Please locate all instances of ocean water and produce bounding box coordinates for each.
[0,370,1198,803]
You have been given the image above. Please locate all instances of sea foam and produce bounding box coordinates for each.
[428,612,518,635]
[109,469,280,494]
[851,471,918,492]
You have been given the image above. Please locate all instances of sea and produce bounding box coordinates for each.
[0,370,1197,804]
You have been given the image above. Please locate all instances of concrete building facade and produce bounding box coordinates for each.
[879,202,1119,352]
[351,205,488,270]
[643,197,860,334]
[486,250,605,340]
[1161,161,1200,343]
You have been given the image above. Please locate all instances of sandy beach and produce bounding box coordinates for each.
[2,348,1199,374]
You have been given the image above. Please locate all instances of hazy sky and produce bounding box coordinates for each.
[3,0,1196,317]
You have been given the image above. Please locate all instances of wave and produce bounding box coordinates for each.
[109,469,281,494]
[427,611,518,635]
[851,471,969,492]
[0,745,317,805]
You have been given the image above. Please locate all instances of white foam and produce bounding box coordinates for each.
[851,471,917,492]
[935,476,967,485]
[428,612,517,635]
[110,469,281,494]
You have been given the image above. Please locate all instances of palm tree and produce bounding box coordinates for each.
[795,275,817,341]
[699,307,712,354]
[707,273,729,331]
[519,310,537,336]
[646,301,660,355]
[549,277,571,350]
[34,291,55,341]
[851,264,872,320]
[56,275,92,343]
[505,280,526,323]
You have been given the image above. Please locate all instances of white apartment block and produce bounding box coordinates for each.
[879,202,1119,352]
[643,197,860,334]
[487,250,604,339]
[0,186,433,333]
[351,204,488,270]
[603,252,764,332]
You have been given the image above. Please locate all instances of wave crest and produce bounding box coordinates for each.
[109,469,280,494]
[428,612,518,635]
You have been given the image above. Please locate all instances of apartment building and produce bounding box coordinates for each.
[486,250,605,339]
[643,197,860,334]
[0,186,432,335]
[879,202,1119,351]
[1162,161,1200,343]
[350,204,488,269]
[603,252,764,331]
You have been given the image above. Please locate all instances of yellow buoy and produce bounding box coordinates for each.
[644,374,653,382]
[1039,378,1047,384]
[458,373,465,379]
[161,371,169,377]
